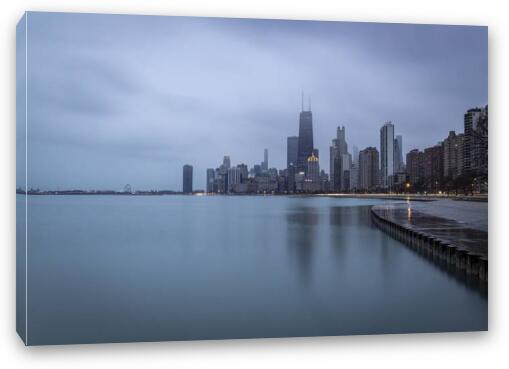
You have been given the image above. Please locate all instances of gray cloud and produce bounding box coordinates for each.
[17,12,487,190]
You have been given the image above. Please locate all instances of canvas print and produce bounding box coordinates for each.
[16,12,488,346]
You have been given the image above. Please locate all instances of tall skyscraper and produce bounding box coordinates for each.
[306,153,320,183]
[287,136,299,168]
[223,156,231,170]
[287,163,296,193]
[394,135,403,172]
[182,164,193,194]
[304,152,321,192]
[464,105,488,176]
[262,149,269,171]
[443,131,465,179]
[341,153,352,191]
[330,147,342,192]
[353,145,359,164]
[394,140,400,174]
[406,149,424,186]
[350,162,359,190]
[330,125,349,192]
[297,96,314,174]
[206,168,215,193]
[358,147,379,191]
[380,122,395,188]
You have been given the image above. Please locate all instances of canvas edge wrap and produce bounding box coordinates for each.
[16,11,28,346]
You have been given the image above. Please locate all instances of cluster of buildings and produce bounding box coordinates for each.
[405,106,488,193]
[182,99,488,195]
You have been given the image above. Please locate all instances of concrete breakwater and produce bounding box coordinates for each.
[371,204,488,282]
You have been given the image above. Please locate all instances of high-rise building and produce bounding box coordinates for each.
[394,135,403,172]
[423,144,444,192]
[443,131,465,179]
[206,168,215,193]
[237,163,249,183]
[330,126,349,192]
[320,170,329,192]
[182,164,193,194]
[406,149,424,186]
[304,153,321,192]
[341,153,352,191]
[380,122,395,188]
[287,136,299,169]
[227,167,241,192]
[253,164,262,177]
[464,105,488,176]
[464,108,481,173]
[353,145,359,164]
[287,163,296,193]
[306,153,320,183]
[358,147,379,191]
[223,156,231,170]
[350,162,359,190]
[331,147,342,192]
[297,100,314,174]
[295,171,306,192]
[262,149,269,171]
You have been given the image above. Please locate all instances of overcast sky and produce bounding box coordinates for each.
[17,12,487,191]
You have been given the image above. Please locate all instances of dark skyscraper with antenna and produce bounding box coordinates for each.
[297,94,314,174]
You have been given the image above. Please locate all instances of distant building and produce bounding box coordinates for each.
[206,168,215,193]
[330,126,349,192]
[380,122,395,189]
[353,145,359,164]
[295,171,306,192]
[406,149,424,186]
[262,149,269,171]
[253,164,262,177]
[443,131,465,179]
[227,167,241,192]
[183,164,193,194]
[277,173,287,193]
[330,147,342,192]
[394,135,404,172]
[341,153,352,191]
[391,171,408,191]
[306,153,320,185]
[237,163,249,183]
[464,105,488,176]
[267,167,277,179]
[423,144,444,192]
[297,101,314,174]
[287,163,296,193]
[350,162,359,191]
[320,170,330,192]
[223,156,231,170]
[358,147,379,191]
[287,136,299,169]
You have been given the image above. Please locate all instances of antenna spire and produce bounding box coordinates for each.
[308,96,311,111]
[301,91,304,112]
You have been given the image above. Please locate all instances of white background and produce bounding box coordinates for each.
[0,0,506,367]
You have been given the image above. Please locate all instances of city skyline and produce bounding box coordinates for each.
[195,101,486,195]
[17,12,487,191]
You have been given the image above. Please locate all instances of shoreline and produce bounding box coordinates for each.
[15,191,487,202]
[371,203,488,283]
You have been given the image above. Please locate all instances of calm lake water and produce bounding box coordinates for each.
[17,195,487,345]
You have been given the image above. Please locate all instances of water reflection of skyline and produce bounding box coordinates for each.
[286,207,319,286]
